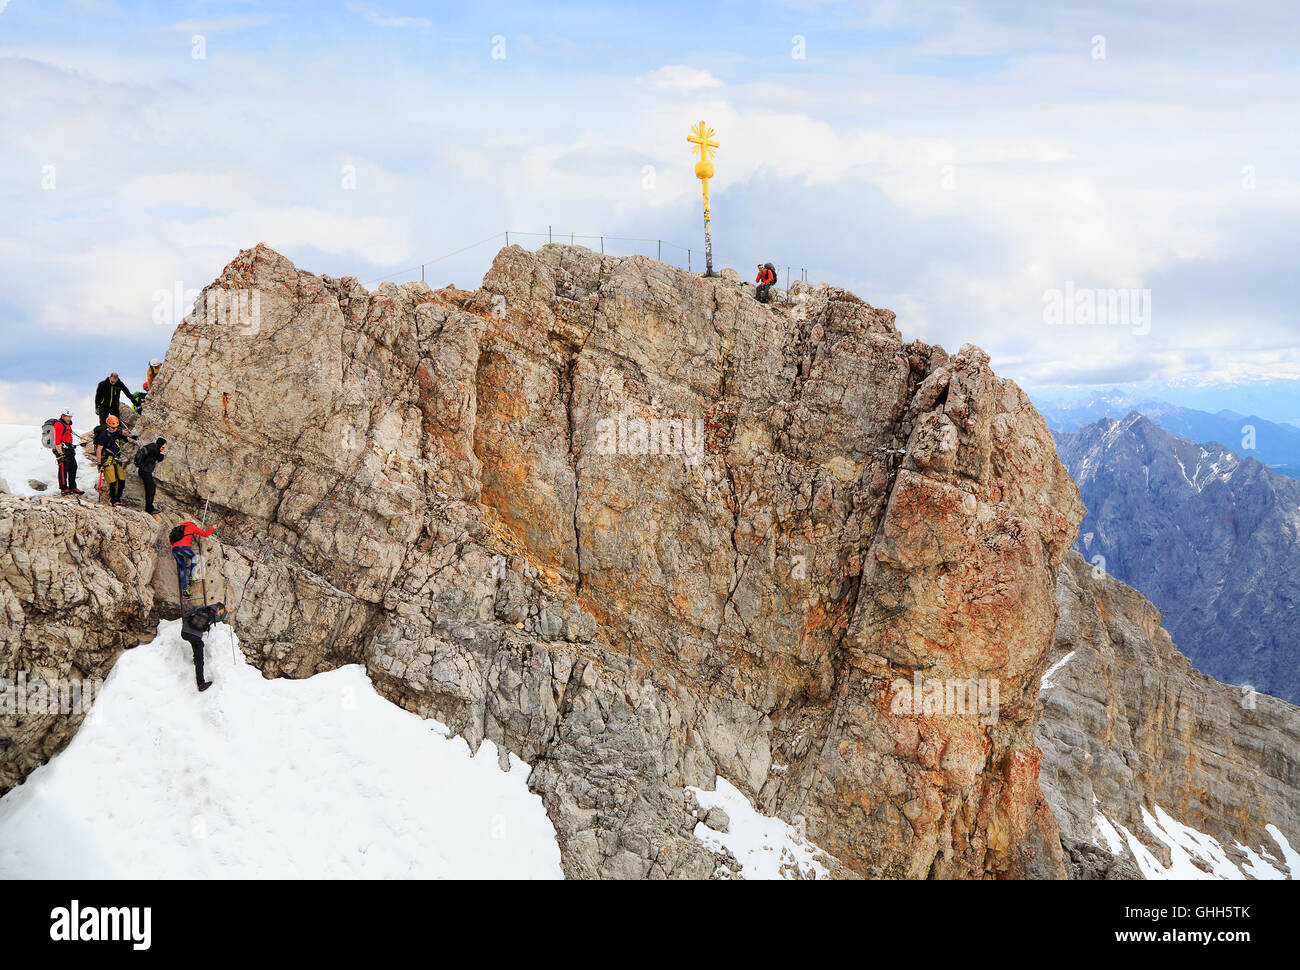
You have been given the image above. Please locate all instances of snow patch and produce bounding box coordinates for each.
[1096,803,1291,880]
[1040,650,1075,691]
[688,777,829,880]
[0,621,563,878]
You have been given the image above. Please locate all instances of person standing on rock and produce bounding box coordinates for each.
[94,372,134,425]
[181,602,227,692]
[171,520,216,598]
[755,263,776,304]
[133,437,166,514]
[93,415,133,506]
[52,410,84,496]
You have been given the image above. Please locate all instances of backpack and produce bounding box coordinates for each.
[169,524,188,544]
[40,418,58,449]
[763,262,777,281]
[133,443,153,468]
[188,609,212,633]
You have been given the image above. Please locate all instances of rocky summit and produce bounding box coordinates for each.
[4,242,1293,879]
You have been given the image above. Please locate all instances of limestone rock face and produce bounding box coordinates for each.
[0,496,161,793]
[19,243,1085,878]
[1039,552,1300,876]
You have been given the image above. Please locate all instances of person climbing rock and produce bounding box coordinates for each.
[171,519,215,597]
[133,437,166,514]
[94,372,134,424]
[94,415,133,506]
[755,262,777,304]
[51,410,83,495]
[181,602,227,692]
[146,358,162,387]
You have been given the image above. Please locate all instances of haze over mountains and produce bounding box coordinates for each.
[1056,413,1300,705]
[1038,393,1300,480]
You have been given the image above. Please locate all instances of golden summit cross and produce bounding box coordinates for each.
[687,121,719,277]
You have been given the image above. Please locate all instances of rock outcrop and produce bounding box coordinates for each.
[6,243,1086,878]
[1039,552,1300,877]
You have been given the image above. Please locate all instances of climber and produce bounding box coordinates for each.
[171,519,216,598]
[755,263,777,304]
[181,601,227,692]
[133,437,166,515]
[146,358,161,387]
[93,415,133,507]
[94,372,134,424]
[51,410,84,496]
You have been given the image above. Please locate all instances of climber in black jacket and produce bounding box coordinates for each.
[133,437,166,514]
[94,372,134,424]
[182,602,227,692]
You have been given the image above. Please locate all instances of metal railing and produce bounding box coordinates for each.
[361,228,816,291]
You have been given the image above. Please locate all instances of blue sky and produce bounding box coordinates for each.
[2,0,1298,424]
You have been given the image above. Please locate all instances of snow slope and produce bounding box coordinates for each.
[0,621,563,879]
[689,778,830,879]
[0,423,60,496]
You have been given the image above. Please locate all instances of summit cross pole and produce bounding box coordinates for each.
[687,121,720,278]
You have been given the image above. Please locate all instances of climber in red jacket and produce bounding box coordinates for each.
[755,263,776,304]
[171,521,216,598]
[52,411,84,495]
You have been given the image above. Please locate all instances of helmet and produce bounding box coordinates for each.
[143,380,150,390]
[60,410,72,420]
[105,415,119,429]
[150,359,161,368]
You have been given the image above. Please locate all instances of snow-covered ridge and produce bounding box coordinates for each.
[0,622,563,879]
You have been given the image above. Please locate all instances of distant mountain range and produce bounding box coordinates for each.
[1037,394,1300,480]
[1056,413,1300,704]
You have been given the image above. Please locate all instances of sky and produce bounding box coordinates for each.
[1,0,1298,425]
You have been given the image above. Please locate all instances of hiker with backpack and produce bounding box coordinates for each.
[133,437,166,514]
[94,372,135,424]
[171,520,216,598]
[93,415,134,507]
[181,601,227,692]
[755,263,777,304]
[146,358,161,387]
[44,411,84,496]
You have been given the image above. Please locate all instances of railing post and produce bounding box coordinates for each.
[505,231,509,246]
[421,264,424,282]
[658,240,662,261]
[549,225,552,243]
[688,249,692,272]
[600,236,604,254]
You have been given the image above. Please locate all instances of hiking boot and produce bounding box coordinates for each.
[197,680,213,692]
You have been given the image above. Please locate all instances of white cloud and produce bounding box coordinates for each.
[643,65,724,91]
[344,2,431,29]
[164,16,277,33]
[0,381,95,427]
